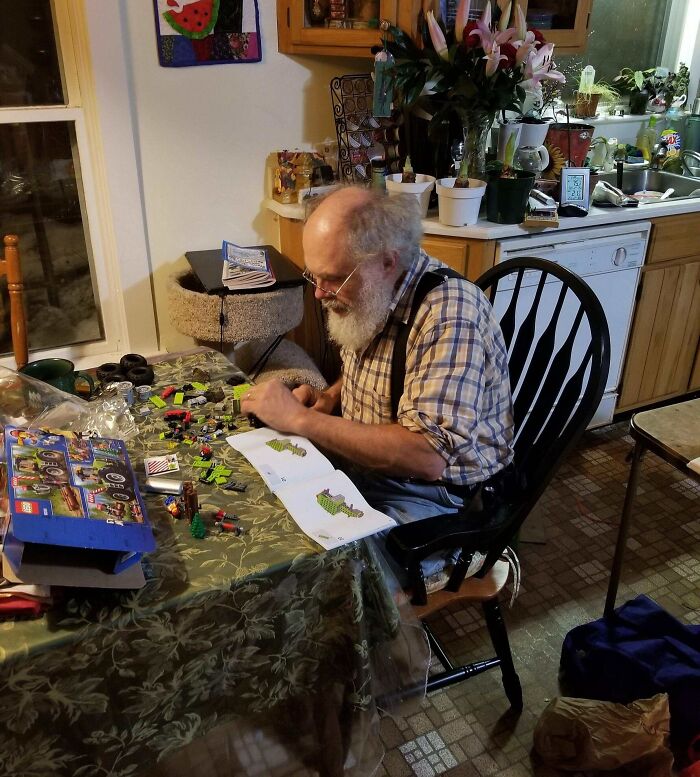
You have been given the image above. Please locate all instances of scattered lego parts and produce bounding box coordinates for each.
[223,480,247,492]
[164,495,182,519]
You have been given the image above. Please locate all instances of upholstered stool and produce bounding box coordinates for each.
[167,269,326,390]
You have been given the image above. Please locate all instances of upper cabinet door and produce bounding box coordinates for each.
[277,0,407,57]
[521,0,593,54]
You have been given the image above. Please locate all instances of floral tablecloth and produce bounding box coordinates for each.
[0,350,427,777]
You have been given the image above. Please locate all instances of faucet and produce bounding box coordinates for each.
[650,140,669,170]
[681,149,700,177]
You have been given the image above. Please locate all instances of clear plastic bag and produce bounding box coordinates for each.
[0,366,137,440]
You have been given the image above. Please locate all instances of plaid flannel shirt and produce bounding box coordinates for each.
[340,251,514,486]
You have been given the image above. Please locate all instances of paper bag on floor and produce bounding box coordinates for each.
[533,693,674,776]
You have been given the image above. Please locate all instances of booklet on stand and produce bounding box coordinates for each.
[221,241,276,290]
[227,428,396,550]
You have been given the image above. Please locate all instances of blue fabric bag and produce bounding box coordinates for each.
[560,595,700,748]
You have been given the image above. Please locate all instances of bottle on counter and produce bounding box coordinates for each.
[370,158,387,190]
[660,108,683,156]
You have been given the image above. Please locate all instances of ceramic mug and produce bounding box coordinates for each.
[19,357,95,397]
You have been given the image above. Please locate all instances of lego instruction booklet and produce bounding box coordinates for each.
[227,428,396,550]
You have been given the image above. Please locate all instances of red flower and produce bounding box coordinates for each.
[462,21,480,48]
[499,42,517,69]
[528,27,547,49]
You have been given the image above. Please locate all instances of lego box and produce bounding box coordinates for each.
[2,427,155,579]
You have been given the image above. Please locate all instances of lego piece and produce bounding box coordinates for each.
[182,481,199,523]
[188,395,207,406]
[190,511,207,539]
[200,445,213,461]
[164,495,182,519]
[192,457,212,468]
[173,392,184,406]
[150,395,167,409]
[223,480,247,492]
[214,477,228,485]
[191,381,208,391]
[204,387,225,404]
[139,406,152,416]
[161,386,176,399]
[215,509,238,522]
[214,518,243,536]
[232,383,252,399]
[199,462,216,483]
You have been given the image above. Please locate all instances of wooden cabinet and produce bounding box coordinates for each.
[618,214,700,412]
[277,0,592,58]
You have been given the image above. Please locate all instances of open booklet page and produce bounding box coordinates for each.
[227,428,396,550]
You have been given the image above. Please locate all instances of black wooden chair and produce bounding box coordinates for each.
[385,257,611,710]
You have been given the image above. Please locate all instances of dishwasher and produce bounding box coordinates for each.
[494,221,651,428]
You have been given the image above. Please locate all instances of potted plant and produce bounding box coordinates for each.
[614,67,655,114]
[614,64,690,114]
[518,71,564,147]
[385,156,436,217]
[384,0,565,187]
[485,159,535,224]
[573,65,619,119]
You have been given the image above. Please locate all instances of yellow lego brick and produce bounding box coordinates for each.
[232,383,252,399]
[191,382,207,391]
[173,392,184,405]
[150,395,166,409]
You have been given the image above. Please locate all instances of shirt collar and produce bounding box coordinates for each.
[389,249,435,325]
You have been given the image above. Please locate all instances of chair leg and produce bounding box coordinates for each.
[482,597,523,711]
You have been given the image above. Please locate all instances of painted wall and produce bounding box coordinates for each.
[89,1,359,353]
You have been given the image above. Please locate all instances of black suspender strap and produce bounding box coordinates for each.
[390,267,465,419]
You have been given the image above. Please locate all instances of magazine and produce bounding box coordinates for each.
[227,428,396,550]
[221,241,276,290]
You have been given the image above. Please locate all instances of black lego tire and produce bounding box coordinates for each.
[37,449,63,462]
[108,487,134,502]
[120,353,147,372]
[126,364,155,386]
[96,363,123,384]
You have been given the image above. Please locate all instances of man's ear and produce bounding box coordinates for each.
[381,250,399,274]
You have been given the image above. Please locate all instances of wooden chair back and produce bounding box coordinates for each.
[0,235,29,368]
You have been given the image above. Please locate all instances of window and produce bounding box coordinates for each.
[0,0,118,362]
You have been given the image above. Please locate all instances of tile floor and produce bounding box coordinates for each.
[377,421,700,777]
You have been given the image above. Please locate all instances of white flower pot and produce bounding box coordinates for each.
[385,173,436,217]
[518,121,550,149]
[436,178,487,227]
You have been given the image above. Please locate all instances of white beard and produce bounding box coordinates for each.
[323,269,395,353]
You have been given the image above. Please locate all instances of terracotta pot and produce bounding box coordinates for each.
[546,123,595,168]
[574,92,600,119]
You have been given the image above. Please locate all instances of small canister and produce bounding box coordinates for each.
[135,384,152,401]
[116,381,134,406]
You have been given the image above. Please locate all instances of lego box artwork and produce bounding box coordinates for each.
[3,427,156,576]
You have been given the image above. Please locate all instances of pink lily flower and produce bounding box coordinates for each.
[484,44,508,76]
[426,10,449,60]
[523,43,566,85]
[469,2,495,53]
[454,0,471,41]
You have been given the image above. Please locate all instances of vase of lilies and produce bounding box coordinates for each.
[385,0,565,184]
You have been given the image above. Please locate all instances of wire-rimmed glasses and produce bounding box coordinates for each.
[302,264,359,297]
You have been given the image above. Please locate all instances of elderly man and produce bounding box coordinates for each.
[241,185,513,580]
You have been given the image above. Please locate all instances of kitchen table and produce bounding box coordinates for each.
[0,349,427,777]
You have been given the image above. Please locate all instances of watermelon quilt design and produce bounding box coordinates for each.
[153,0,262,67]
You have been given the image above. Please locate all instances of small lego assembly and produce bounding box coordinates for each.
[214,518,242,536]
[215,509,238,523]
[161,386,176,400]
[199,445,213,461]
[164,495,182,519]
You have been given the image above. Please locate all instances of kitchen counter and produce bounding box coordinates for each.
[264,194,700,240]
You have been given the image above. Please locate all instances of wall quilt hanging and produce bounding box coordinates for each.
[153,0,262,67]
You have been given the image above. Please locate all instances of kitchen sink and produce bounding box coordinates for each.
[594,170,700,202]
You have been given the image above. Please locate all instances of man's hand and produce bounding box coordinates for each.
[240,380,307,434]
[292,384,338,415]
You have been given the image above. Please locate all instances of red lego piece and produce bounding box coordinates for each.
[199,445,213,461]
[161,386,176,399]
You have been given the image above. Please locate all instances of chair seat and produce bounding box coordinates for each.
[409,559,510,619]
